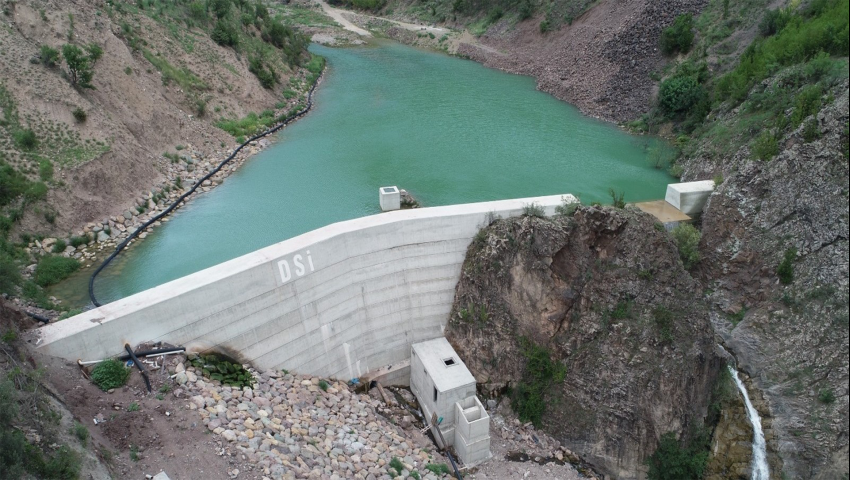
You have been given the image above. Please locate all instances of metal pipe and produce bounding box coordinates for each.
[125,344,152,393]
[26,311,50,324]
[117,346,185,361]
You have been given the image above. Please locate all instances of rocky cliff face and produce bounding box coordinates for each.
[683,82,850,479]
[445,208,725,479]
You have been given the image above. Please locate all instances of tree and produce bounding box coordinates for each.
[61,44,94,88]
[660,14,694,55]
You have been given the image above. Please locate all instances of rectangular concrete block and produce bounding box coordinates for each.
[665,180,715,215]
[380,186,401,211]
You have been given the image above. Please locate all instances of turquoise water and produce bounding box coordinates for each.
[53,41,672,307]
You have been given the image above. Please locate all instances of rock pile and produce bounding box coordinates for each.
[176,361,452,480]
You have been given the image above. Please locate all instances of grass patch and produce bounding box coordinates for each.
[142,49,208,92]
[90,359,130,391]
[33,256,81,287]
[215,110,276,138]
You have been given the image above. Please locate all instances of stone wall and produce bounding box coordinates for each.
[36,195,575,380]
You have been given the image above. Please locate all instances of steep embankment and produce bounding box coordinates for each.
[445,209,725,479]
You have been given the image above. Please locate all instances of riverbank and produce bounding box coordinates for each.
[10,70,325,318]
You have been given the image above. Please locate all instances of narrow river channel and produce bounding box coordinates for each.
[52,40,674,307]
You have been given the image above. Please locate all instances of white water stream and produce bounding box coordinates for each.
[730,366,770,480]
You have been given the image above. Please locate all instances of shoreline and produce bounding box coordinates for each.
[14,73,326,317]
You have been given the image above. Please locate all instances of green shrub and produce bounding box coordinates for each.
[389,457,404,472]
[0,255,21,295]
[777,246,796,285]
[69,235,89,247]
[90,359,130,391]
[522,202,545,218]
[72,107,87,123]
[318,380,329,391]
[759,8,792,37]
[653,307,674,342]
[73,422,89,446]
[671,224,701,270]
[555,196,579,216]
[34,255,81,287]
[40,45,60,67]
[802,118,820,142]
[659,76,703,115]
[818,388,835,404]
[13,128,38,150]
[51,239,67,253]
[511,339,565,426]
[646,432,708,480]
[752,130,779,161]
[425,463,451,475]
[791,84,822,127]
[609,188,626,208]
[660,14,694,55]
[127,402,140,412]
[211,20,239,47]
[39,160,54,181]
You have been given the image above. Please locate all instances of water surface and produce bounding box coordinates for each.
[54,41,672,306]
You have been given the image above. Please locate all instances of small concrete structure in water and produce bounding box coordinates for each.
[410,338,491,466]
[379,186,401,211]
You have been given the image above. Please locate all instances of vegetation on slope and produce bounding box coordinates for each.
[634,0,848,171]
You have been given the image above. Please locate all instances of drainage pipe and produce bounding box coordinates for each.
[117,346,185,361]
[125,343,152,393]
[26,311,50,324]
[88,68,324,307]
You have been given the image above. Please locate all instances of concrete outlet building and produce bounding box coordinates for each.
[410,338,491,466]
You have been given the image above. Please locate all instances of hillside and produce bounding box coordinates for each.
[1,0,326,306]
[361,0,848,478]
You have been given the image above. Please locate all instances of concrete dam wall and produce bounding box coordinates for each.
[37,195,574,380]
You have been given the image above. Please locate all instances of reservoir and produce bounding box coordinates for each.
[52,40,673,307]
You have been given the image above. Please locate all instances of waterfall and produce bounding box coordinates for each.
[729,366,770,480]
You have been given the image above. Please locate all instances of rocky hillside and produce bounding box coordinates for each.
[445,208,726,479]
[0,0,325,304]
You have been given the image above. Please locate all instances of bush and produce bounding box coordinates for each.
[671,224,701,270]
[13,128,38,150]
[646,432,708,480]
[511,339,565,426]
[51,239,67,253]
[389,457,404,472]
[522,202,545,218]
[660,14,694,55]
[72,107,87,123]
[802,118,820,142]
[0,254,22,294]
[555,196,579,216]
[425,463,451,475]
[752,130,779,161]
[777,246,796,284]
[659,76,704,115]
[609,188,626,208]
[653,307,674,342]
[39,159,53,181]
[34,255,81,287]
[40,45,60,67]
[90,359,130,391]
[211,20,239,47]
[791,84,822,127]
[818,388,835,404]
[759,8,792,36]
